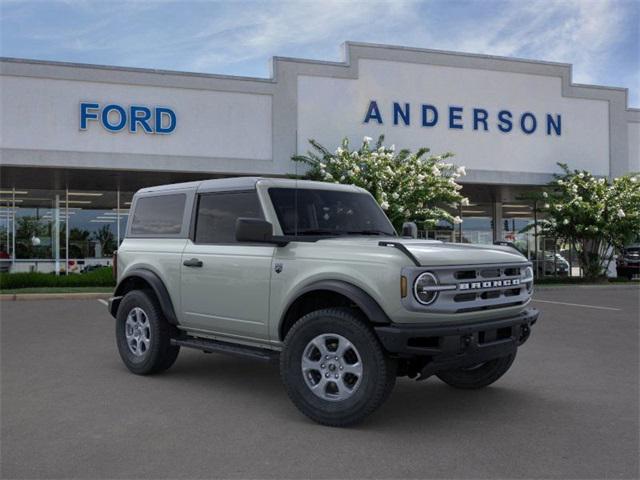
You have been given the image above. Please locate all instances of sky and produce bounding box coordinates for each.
[1,0,639,106]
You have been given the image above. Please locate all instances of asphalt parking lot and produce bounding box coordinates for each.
[1,285,638,479]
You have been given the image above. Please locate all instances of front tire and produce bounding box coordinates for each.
[280,308,396,427]
[116,290,180,375]
[436,352,516,389]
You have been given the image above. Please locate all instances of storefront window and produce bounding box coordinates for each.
[460,203,493,244]
[0,188,131,273]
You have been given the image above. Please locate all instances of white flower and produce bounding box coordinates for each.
[363,136,372,144]
[431,166,441,176]
[456,166,466,176]
[617,209,625,218]
[578,172,584,178]
[542,191,548,198]
[390,144,395,152]
[544,203,550,209]
[335,147,343,155]
[460,197,470,206]
[453,216,463,225]
[380,201,389,210]
[563,219,569,225]
[557,180,564,185]
[392,192,400,200]
[631,176,638,183]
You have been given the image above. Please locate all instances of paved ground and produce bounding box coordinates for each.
[1,286,638,479]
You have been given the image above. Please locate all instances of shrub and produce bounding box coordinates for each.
[293,135,467,231]
[0,267,115,289]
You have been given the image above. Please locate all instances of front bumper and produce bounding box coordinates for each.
[374,308,539,376]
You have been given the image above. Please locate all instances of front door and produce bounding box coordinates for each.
[180,190,274,342]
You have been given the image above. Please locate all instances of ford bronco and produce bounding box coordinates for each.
[109,177,538,426]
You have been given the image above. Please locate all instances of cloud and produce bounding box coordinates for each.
[1,0,637,104]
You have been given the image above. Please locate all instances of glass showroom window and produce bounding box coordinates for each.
[460,203,494,244]
[0,188,130,273]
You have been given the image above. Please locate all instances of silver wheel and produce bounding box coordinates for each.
[125,307,151,357]
[301,333,363,402]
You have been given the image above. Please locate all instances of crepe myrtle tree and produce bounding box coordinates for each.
[535,163,640,279]
[292,135,468,231]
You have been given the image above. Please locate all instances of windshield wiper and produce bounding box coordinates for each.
[346,230,393,236]
[292,229,345,236]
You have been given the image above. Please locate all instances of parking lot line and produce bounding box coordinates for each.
[96,299,108,306]
[532,299,620,311]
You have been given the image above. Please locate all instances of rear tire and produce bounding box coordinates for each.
[436,352,516,389]
[116,289,180,375]
[280,308,396,427]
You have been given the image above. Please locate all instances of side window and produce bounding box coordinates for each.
[195,191,263,244]
[130,193,186,236]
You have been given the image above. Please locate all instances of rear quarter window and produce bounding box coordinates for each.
[130,193,186,236]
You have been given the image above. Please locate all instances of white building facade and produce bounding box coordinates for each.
[1,42,638,272]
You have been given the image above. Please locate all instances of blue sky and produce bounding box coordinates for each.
[1,0,639,106]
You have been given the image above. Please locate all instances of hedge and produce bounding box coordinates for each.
[0,267,115,289]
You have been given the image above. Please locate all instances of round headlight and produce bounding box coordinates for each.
[414,272,439,305]
[524,266,534,293]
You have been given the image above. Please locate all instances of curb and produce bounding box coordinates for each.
[0,292,111,301]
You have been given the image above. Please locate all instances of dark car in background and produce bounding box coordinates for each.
[617,244,640,280]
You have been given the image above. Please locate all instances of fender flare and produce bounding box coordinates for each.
[281,279,391,331]
[110,268,178,325]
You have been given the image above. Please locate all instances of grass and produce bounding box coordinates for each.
[0,286,113,295]
[0,267,115,290]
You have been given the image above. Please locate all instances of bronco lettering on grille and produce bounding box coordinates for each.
[458,279,520,290]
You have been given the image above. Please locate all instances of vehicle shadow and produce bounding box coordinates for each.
[145,349,556,431]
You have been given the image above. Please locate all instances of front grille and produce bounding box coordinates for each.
[404,262,533,314]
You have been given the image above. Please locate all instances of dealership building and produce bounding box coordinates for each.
[0,42,638,273]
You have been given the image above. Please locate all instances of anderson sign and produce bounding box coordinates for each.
[363,100,562,136]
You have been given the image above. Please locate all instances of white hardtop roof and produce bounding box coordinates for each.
[136,177,367,195]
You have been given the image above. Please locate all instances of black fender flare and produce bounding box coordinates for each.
[281,279,391,333]
[110,268,178,325]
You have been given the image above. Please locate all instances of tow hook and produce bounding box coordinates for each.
[519,325,531,344]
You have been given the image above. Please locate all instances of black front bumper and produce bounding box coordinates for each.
[374,308,539,376]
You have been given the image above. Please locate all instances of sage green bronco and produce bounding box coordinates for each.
[109,177,538,426]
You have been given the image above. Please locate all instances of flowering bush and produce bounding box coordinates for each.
[292,135,468,230]
[537,163,640,279]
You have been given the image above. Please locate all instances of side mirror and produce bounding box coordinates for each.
[236,217,279,244]
[401,222,418,239]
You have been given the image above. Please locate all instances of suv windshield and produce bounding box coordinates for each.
[268,188,396,237]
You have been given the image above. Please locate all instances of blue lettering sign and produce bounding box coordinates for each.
[130,105,153,133]
[155,107,177,134]
[79,103,177,134]
[546,114,561,136]
[520,112,537,134]
[497,110,513,132]
[393,102,410,126]
[80,103,99,130]
[362,101,562,137]
[363,100,383,124]
[449,106,463,129]
[421,104,438,127]
[473,108,489,131]
[102,104,127,132]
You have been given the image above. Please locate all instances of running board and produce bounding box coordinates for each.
[171,337,279,362]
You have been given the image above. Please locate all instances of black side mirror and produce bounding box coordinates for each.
[236,218,281,244]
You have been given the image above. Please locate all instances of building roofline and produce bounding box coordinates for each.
[1,40,636,110]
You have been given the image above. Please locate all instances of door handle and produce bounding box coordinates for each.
[183,258,203,268]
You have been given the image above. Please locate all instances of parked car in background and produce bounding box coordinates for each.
[0,251,11,273]
[616,244,640,280]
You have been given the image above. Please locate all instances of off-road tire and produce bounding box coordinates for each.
[116,289,180,375]
[280,308,396,427]
[436,352,516,389]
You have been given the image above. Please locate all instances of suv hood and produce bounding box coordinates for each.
[315,237,527,266]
